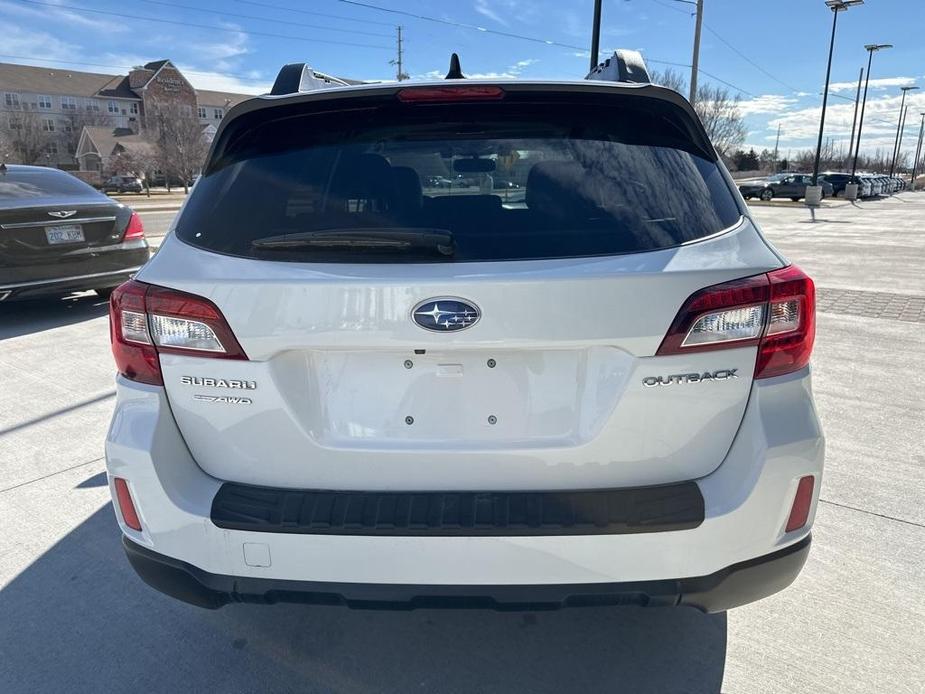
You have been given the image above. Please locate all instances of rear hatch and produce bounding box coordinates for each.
[139,82,785,491]
[0,170,132,283]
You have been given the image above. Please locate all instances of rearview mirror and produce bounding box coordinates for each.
[454,158,496,173]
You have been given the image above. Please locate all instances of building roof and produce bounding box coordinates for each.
[0,62,123,98]
[0,61,254,104]
[196,89,253,108]
[81,125,154,158]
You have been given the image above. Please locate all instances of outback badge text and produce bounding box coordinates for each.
[642,369,739,387]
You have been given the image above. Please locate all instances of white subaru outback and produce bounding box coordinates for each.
[105,54,822,612]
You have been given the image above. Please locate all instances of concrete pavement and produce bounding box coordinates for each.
[1,194,923,693]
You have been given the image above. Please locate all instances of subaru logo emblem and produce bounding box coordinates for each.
[412,297,480,332]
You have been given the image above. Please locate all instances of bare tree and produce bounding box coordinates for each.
[147,100,207,194]
[5,110,52,164]
[650,68,746,156]
[107,144,159,197]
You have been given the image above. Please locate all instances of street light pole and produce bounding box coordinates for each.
[889,86,918,178]
[848,43,893,199]
[808,0,863,205]
[911,112,925,191]
[845,66,864,169]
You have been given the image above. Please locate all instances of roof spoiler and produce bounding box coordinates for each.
[585,50,651,85]
[269,63,350,95]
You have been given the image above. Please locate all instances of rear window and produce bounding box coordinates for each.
[177,93,742,263]
[0,169,100,200]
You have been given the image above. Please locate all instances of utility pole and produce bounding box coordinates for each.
[911,112,925,191]
[773,124,781,171]
[846,67,863,169]
[589,0,602,71]
[689,0,704,104]
[392,25,408,81]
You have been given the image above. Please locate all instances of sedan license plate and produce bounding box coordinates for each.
[45,225,84,245]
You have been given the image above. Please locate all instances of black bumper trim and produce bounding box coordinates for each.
[122,534,811,613]
[210,482,705,537]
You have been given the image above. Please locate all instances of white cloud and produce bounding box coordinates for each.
[413,58,538,81]
[2,24,82,62]
[0,0,125,33]
[175,67,270,95]
[738,94,799,116]
[758,90,925,153]
[474,0,508,26]
[197,23,251,71]
[829,76,917,93]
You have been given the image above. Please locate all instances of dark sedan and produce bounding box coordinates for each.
[0,164,150,301]
[738,173,834,201]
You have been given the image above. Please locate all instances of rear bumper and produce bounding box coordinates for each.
[105,368,823,610]
[0,246,148,300]
[123,534,811,612]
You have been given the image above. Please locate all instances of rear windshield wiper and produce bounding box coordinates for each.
[251,228,456,256]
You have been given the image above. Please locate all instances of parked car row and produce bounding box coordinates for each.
[738,171,907,202]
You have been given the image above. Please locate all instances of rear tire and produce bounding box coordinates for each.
[790,197,800,202]
[760,189,773,201]
[95,287,115,300]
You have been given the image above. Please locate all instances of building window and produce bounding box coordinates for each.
[46,142,59,155]
[67,142,76,154]
[86,100,100,112]
[130,102,139,114]
[4,92,20,108]
[108,100,120,113]
[61,96,77,110]
[42,118,55,132]
[9,115,22,130]
[180,104,193,117]
[213,108,223,120]
[38,95,52,109]
[197,106,207,119]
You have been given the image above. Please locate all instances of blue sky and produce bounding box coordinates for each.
[3,0,924,155]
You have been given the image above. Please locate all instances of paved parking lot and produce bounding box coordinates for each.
[1,195,923,693]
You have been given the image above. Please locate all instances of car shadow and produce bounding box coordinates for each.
[0,292,109,341]
[0,505,728,693]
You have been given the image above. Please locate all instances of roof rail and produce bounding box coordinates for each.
[585,50,651,85]
[269,63,351,96]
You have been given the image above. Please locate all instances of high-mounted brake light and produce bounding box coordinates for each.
[122,211,145,240]
[109,280,247,385]
[396,85,505,103]
[657,266,815,380]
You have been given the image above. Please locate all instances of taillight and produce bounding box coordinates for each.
[396,85,505,103]
[657,266,815,379]
[114,477,142,531]
[122,211,145,240]
[109,280,247,385]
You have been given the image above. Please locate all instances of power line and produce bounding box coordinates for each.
[134,0,392,39]
[334,0,586,51]
[234,0,395,27]
[701,24,802,94]
[10,0,393,50]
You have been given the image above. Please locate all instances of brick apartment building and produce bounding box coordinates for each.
[0,59,251,177]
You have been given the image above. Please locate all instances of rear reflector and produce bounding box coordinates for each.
[123,211,145,240]
[657,265,816,379]
[397,85,505,103]
[109,280,247,385]
[114,477,142,531]
[785,476,815,532]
